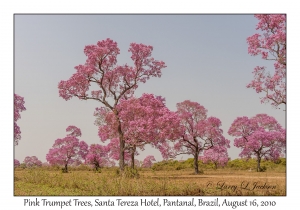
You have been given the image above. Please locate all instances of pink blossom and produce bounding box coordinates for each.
[201,146,229,168]
[23,156,42,168]
[85,144,114,170]
[228,113,285,171]
[14,159,20,167]
[142,155,156,168]
[58,38,166,170]
[105,138,132,164]
[14,94,26,145]
[66,125,82,137]
[158,100,230,174]
[94,93,180,169]
[46,126,88,172]
[247,15,286,108]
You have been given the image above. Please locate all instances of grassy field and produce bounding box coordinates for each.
[14,167,286,196]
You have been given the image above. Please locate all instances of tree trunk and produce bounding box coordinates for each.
[130,151,135,169]
[117,120,125,172]
[194,153,199,174]
[214,162,218,169]
[64,164,68,173]
[94,161,100,171]
[257,156,261,172]
[119,137,125,171]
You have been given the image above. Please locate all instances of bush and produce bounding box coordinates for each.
[226,158,286,172]
[259,166,267,172]
[280,158,286,166]
[70,164,93,171]
[114,168,120,176]
[151,158,212,171]
[197,168,204,174]
[18,163,26,169]
[127,158,286,173]
[61,168,68,173]
[123,167,139,178]
[114,167,140,178]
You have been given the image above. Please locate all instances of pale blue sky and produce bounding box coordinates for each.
[14,14,286,164]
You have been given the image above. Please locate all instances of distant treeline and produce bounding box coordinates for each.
[151,158,286,172]
[15,157,286,173]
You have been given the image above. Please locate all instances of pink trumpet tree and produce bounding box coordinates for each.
[14,159,20,168]
[58,38,166,171]
[246,15,286,108]
[23,156,42,168]
[228,113,286,172]
[14,94,26,145]
[158,100,230,174]
[200,146,229,169]
[142,155,156,168]
[94,93,180,169]
[85,144,112,170]
[46,126,88,172]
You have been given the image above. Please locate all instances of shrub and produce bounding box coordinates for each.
[123,167,139,178]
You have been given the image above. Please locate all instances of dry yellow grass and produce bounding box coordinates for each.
[14,168,286,196]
